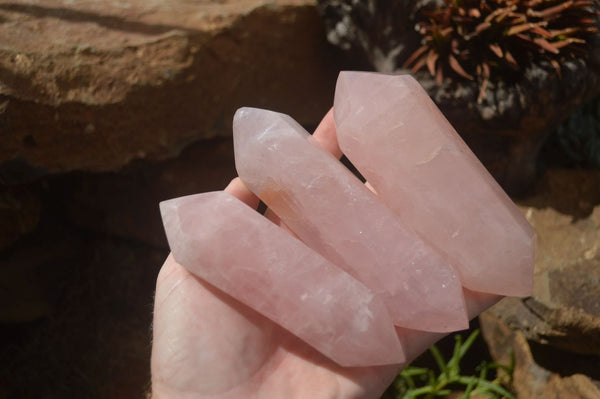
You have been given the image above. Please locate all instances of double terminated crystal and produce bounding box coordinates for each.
[160,72,535,368]
[161,192,404,366]
[233,107,468,333]
[334,72,535,297]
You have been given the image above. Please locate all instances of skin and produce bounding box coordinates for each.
[150,109,501,399]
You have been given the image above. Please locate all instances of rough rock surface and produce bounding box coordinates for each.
[481,169,600,398]
[0,224,79,322]
[0,234,165,398]
[0,185,40,250]
[0,0,342,181]
[62,138,237,248]
[481,312,600,399]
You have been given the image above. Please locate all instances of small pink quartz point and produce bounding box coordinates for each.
[334,71,536,297]
[160,191,405,367]
[233,107,469,333]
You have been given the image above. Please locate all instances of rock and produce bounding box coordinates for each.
[0,235,166,398]
[542,95,600,169]
[483,201,600,355]
[429,61,600,196]
[0,0,343,181]
[317,0,424,71]
[0,224,81,323]
[480,312,600,399]
[0,185,40,250]
[520,168,600,220]
[480,168,600,397]
[60,138,237,248]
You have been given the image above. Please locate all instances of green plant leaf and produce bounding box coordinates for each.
[428,345,448,375]
[386,329,517,399]
[458,329,480,360]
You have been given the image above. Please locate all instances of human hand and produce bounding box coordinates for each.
[150,110,501,399]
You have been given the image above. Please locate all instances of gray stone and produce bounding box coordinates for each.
[318,0,600,195]
[62,138,236,248]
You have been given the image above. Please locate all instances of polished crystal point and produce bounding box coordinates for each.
[233,107,468,333]
[334,71,535,297]
[160,191,405,367]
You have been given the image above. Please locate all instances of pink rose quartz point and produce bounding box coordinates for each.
[160,191,405,367]
[334,71,536,297]
[233,107,469,333]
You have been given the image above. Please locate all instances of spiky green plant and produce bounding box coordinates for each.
[405,0,600,101]
[385,329,516,399]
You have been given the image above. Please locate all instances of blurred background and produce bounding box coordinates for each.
[1,0,599,398]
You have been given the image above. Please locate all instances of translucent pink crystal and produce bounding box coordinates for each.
[334,71,536,297]
[233,107,468,333]
[160,191,404,367]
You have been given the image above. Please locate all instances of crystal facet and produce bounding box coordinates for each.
[160,191,405,367]
[334,71,536,297]
[233,107,469,333]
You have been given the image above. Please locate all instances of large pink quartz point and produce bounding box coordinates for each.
[334,72,536,297]
[234,107,468,333]
[160,191,404,367]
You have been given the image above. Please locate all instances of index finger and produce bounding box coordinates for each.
[311,108,343,159]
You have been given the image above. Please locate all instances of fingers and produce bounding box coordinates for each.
[310,108,379,196]
[365,181,377,195]
[311,108,343,159]
[264,208,281,224]
[264,208,300,238]
[154,254,190,306]
[152,254,278,397]
[225,177,259,210]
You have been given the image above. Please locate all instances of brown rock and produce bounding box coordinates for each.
[484,297,600,357]
[481,312,600,399]
[0,235,166,398]
[0,0,343,180]
[61,138,236,248]
[0,185,40,250]
[480,168,600,397]
[520,168,600,220]
[0,225,80,323]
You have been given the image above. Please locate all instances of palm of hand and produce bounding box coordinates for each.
[150,110,500,399]
[152,255,401,399]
